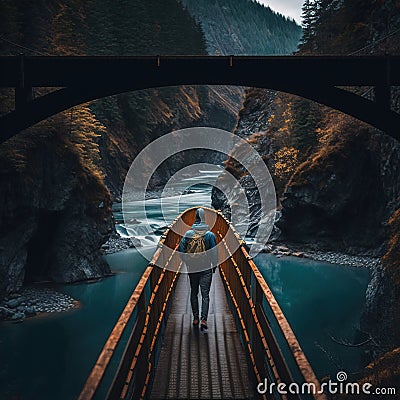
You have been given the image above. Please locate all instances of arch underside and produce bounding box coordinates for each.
[0,82,399,144]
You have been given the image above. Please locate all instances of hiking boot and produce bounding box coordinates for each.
[193,317,199,326]
[200,319,208,332]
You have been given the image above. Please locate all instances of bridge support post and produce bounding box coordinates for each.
[374,85,391,111]
[374,55,392,111]
[15,54,32,111]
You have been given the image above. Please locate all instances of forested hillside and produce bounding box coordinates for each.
[182,0,301,55]
[213,0,400,390]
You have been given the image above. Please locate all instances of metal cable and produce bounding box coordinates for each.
[348,26,400,55]
[0,35,48,56]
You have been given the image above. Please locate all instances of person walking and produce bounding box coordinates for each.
[178,208,218,332]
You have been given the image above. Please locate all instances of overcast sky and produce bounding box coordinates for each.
[259,0,304,24]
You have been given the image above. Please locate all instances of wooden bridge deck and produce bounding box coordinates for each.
[150,270,255,399]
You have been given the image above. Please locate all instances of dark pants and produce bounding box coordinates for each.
[189,269,213,321]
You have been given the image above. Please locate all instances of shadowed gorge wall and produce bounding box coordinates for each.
[212,0,400,387]
[0,128,113,297]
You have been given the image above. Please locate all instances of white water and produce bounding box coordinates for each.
[113,167,223,246]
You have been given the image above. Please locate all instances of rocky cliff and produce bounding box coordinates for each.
[278,120,400,256]
[0,126,113,299]
[212,0,400,370]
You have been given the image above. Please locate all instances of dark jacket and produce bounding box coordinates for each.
[178,210,218,271]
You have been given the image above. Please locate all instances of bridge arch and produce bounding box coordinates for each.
[0,55,399,143]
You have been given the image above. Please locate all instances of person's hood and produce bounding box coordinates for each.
[191,208,209,233]
[195,208,206,223]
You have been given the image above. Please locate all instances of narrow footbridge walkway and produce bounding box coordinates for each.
[151,268,253,399]
[78,207,327,400]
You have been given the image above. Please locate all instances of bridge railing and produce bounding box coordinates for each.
[78,219,185,400]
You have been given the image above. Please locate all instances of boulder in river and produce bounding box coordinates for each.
[5,297,24,309]
[11,312,25,321]
[129,237,142,248]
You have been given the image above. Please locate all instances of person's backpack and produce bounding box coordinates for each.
[186,232,206,254]
[185,232,207,266]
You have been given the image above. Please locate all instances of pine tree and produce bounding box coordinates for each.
[67,104,106,174]
[300,0,319,51]
[289,98,321,153]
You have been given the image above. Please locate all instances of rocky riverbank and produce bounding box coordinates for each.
[0,287,78,322]
[103,224,381,270]
[100,233,143,255]
[260,243,381,269]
